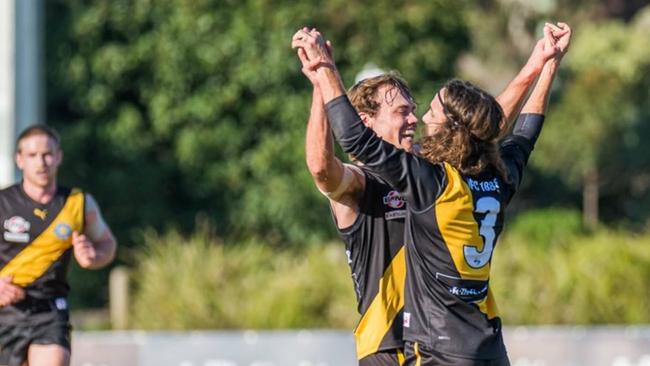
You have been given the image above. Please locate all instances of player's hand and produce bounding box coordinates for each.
[520,24,560,76]
[0,276,25,307]
[72,231,97,269]
[296,38,334,86]
[545,22,572,57]
[291,27,336,72]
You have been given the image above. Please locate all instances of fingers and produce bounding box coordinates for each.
[545,22,570,38]
[291,28,315,50]
[72,231,90,248]
[557,22,570,31]
[297,47,309,63]
[544,22,562,33]
[544,21,571,54]
[325,40,334,57]
[0,276,24,307]
[542,25,555,45]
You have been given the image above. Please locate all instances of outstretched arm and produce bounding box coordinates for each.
[292,28,442,208]
[496,24,560,129]
[501,23,572,192]
[298,45,365,228]
[521,23,571,114]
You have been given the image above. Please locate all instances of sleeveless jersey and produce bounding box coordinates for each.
[335,169,407,360]
[0,184,85,299]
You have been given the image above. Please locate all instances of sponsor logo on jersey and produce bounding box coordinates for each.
[55,297,68,310]
[3,216,30,243]
[403,312,411,328]
[33,208,48,220]
[383,191,406,220]
[385,210,406,220]
[383,191,405,209]
[54,223,73,240]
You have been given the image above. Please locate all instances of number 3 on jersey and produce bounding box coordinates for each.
[464,197,500,269]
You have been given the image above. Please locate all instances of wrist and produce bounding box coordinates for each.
[315,66,345,103]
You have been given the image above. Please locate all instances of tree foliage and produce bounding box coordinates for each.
[45,0,470,249]
[532,8,650,226]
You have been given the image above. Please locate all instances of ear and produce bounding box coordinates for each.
[359,112,373,128]
[15,152,23,170]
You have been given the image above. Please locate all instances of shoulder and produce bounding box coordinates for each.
[0,183,21,196]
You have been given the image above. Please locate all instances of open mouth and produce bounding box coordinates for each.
[401,128,416,141]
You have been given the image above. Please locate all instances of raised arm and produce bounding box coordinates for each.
[292,28,439,208]
[501,23,572,193]
[496,25,560,129]
[521,23,571,115]
[298,44,366,228]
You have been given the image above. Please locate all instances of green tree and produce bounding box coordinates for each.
[461,1,650,229]
[45,0,470,247]
[45,0,471,307]
[533,9,650,229]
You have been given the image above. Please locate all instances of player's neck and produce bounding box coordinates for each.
[22,180,57,204]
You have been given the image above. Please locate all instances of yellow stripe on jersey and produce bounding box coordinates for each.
[476,288,499,319]
[434,163,490,281]
[397,348,405,365]
[0,189,84,287]
[435,163,499,319]
[354,245,406,360]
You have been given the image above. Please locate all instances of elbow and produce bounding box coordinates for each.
[306,159,330,183]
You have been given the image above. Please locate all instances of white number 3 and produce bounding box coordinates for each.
[464,196,500,269]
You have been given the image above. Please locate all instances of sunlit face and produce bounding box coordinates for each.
[364,85,418,152]
[421,88,448,137]
[15,134,62,189]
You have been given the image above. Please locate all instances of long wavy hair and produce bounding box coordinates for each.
[420,79,508,181]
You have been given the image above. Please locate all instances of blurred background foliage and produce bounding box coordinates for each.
[41,0,650,326]
[127,214,650,329]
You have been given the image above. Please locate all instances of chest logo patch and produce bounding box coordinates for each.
[383,191,405,209]
[3,216,31,243]
[54,223,73,240]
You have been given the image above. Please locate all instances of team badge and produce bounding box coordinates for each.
[3,216,30,243]
[54,223,73,240]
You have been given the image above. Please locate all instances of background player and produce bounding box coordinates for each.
[0,125,117,366]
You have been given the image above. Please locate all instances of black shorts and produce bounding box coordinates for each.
[404,342,510,366]
[0,298,71,366]
[359,349,405,366]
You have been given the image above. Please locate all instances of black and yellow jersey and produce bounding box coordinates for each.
[326,95,543,360]
[335,168,406,360]
[0,184,85,299]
